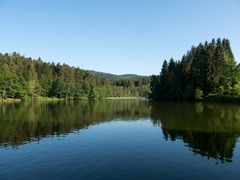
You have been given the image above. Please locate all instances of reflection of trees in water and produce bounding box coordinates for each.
[150,102,240,163]
[0,100,150,147]
[1,100,240,163]
[163,129,236,163]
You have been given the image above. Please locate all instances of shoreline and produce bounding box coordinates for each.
[0,97,147,103]
[1,95,240,104]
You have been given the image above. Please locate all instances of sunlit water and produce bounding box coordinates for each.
[0,100,240,180]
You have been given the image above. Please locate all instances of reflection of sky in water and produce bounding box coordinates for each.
[0,101,240,180]
[0,120,239,180]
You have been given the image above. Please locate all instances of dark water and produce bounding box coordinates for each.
[0,100,240,180]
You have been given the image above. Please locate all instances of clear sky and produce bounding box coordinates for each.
[0,0,239,75]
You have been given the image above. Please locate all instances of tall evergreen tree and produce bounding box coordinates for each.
[150,38,240,101]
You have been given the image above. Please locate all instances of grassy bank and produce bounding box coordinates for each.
[0,97,65,103]
[2,95,240,103]
[0,98,22,103]
[0,96,148,103]
[103,97,147,100]
[35,97,65,102]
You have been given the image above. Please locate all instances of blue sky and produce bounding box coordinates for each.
[0,0,239,75]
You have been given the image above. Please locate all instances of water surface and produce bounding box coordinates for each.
[0,100,240,180]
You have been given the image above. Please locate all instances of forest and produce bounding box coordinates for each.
[0,53,150,100]
[1,38,239,102]
[150,38,240,101]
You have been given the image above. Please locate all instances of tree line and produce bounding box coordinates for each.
[0,52,150,100]
[150,38,240,101]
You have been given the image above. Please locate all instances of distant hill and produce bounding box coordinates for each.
[87,70,145,81]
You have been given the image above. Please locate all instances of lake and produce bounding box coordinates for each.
[0,100,240,180]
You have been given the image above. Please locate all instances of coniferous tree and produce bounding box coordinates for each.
[150,38,240,101]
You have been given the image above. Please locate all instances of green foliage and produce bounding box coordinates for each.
[50,78,67,98]
[89,85,99,99]
[0,52,150,100]
[150,38,240,101]
[194,88,203,100]
[0,64,28,99]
